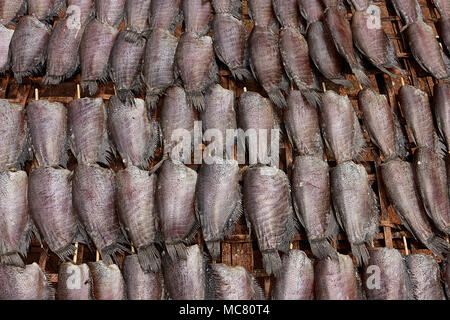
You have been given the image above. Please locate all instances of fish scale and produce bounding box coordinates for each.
[123,255,164,300]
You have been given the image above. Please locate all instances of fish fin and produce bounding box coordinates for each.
[350,242,369,266]
[137,244,161,273]
[393,111,409,160]
[368,188,381,240]
[351,66,372,88]
[414,0,423,21]
[301,89,322,109]
[0,251,24,267]
[116,89,135,103]
[267,89,287,109]
[81,81,99,96]
[73,217,90,246]
[18,219,41,258]
[186,91,206,111]
[145,90,163,110]
[100,242,128,265]
[262,251,283,277]
[55,244,76,262]
[291,196,305,229]
[42,270,56,300]
[205,263,218,300]
[424,235,449,259]
[230,67,252,81]
[223,188,244,237]
[165,242,187,261]
[356,272,367,300]
[330,77,354,88]
[442,51,450,78]
[433,133,447,159]
[205,241,221,261]
[385,33,404,74]
[250,271,266,300]
[352,107,367,158]
[310,239,338,260]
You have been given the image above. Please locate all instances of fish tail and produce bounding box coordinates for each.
[186,91,206,112]
[262,250,282,277]
[55,244,76,262]
[81,80,99,96]
[116,89,134,103]
[205,241,221,261]
[230,67,252,81]
[267,89,287,109]
[351,67,372,88]
[137,244,161,273]
[310,239,338,260]
[330,77,354,88]
[301,89,322,108]
[0,252,25,267]
[165,242,188,261]
[100,243,128,265]
[350,242,369,266]
[42,74,64,86]
[424,235,449,259]
[145,92,161,110]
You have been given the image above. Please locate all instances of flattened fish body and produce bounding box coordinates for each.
[0,25,13,73]
[149,0,181,32]
[438,16,450,54]
[433,0,450,16]
[434,82,450,150]
[67,0,95,25]
[95,0,125,27]
[390,0,422,26]
[0,0,26,25]
[406,254,446,300]
[348,0,371,11]
[57,263,93,300]
[247,0,276,27]
[123,255,163,300]
[298,0,324,24]
[273,0,302,29]
[183,0,212,36]
[28,0,65,21]
[125,0,151,34]
[88,261,126,300]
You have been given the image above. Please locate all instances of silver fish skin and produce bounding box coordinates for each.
[0,171,35,267]
[175,32,219,111]
[399,85,440,152]
[438,16,450,54]
[271,250,315,300]
[0,100,28,171]
[202,84,237,159]
[95,0,125,27]
[209,264,265,300]
[149,0,181,33]
[162,244,207,300]
[432,0,450,16]
[381,159,449,259]
[27,0,65,21]
[348,0,371,11]
[116,166,161,273]
[108,97,158,169]
[144,28,178,109]
[212,0,242,17]
[273,0,302,29]
[80,18,119,96]
[284,91,324,158]
[292,156,338,260]
[0,0,26,25]
[406,21,450,80]
[324,5,372,87]
[183,0,212,36]
[123,255,164,300]
[298,0,324,24]
[434,82,450,151]
[247,0,277,28]
[156,159,198,261]
[66,0,95,25]
[363,247,412,300]
[307,21,353,87]
[212,12,251,80]
[125,0,151,34]
[358,88,406,160]
[29,167,80,261]
[315,253,363,300]
[73,164,126,265]
[0,263,54,300]
[109,30,146,101]
[195,158,241,260]
[10,15,51,83]
[0,25,13,73]
[319,90,366,164]
[68,98,110,165]
[390,0,422,26]
[413,147,450,235]
[27,100,68,168]
[57,262,93,300]
[238,91,279,166]
[88,261,126,300]
[352,8,403,76]
[444,255,450,298]
[159,86,196,158]
[331,161,380,266]
[243,166,296,277]
[406,254,446,300]
[249,26,287,109]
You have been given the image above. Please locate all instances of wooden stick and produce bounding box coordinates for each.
[34,88,39,100]
[77,84,81,99]
[131,246,135,254]
[322,82,327,93]
[358,83,363,90]
[96,250,100,262]
[400,77,405,86]
[73,242,79,263]
[113,86,117,96]
[402,236,409,255]
[290,82,294,91]
[243,86,247,92]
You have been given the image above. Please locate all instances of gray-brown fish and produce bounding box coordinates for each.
[116,166,160,273]
[209,264,265,300]
[149,0,181,33]
[438,16,450,54]
[405,21,450,80]
[183,0,211,36]
[433,0,450,16]
[95,0,125,27]
[123,254,164,300]
[363,247,411,300]
[175,32,219,111]
[249,26,288,109]
[444,255,450,298]
[348,0,371,11]
[292,156,338,259]
[73,164,127,265]
[247,0,276,28]
[298,0,324,25]
[406,253,446,300]
[390,0,422,27]
[125,0,151,34]
[202,84,237,159]
[358,88,407,160]
[434,82,450,151]
[10,15,51,83]
[307,21,353,87]
[271,250,315,300]
[315,253,363,300]
[57,262,93,300]
[212,0,241,17]
[0,171,36,267]
[29,167,83,261]
[319,90,366,164]
[324,5,372,87]
[27,100,68,167]
[162,244,207,299]
[143,28,178,109]
[159,86,196,159]
[284,91,324,157]
[413,147,450,235]
[156,159,198,261]
[381,159,449,258]
[109,30,146,101]
[273,0,303,31]
[68,98,110,165]
[0,100,29,171]
[331,161,379,266]
[0,0,26,25]
[88,261,126,300]
[108,96,158,169]
[80,18,119,95]
[398,85,441,152]
[195,158,241,260]
[28,0,65,21]
[0,263,54,300]
[66,0,95,25]
[0,25,13,74]
[243,166,296,277]
[212,12,251,80]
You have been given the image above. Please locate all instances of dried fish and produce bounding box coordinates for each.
[88,261,126,300]
[0,25,13,74]
[27,0,65,21]
[348,0,371,11]
[123,255,164,300]
[390,0,422,27]
[149,0,181,33]
[247,0,276,28]
[433,82,450,151]
[66,0,95,25]
[444,255,450,298]
[183,0,212,36]
[125,0,151,34]
[0,0,27,25]
[95,0,125,27]
[273,0,303,31]
[438,16,450,54]
[212,0,241,17]
[57,262,93,300]
[432,0,450,16]
[298,0,324,25]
